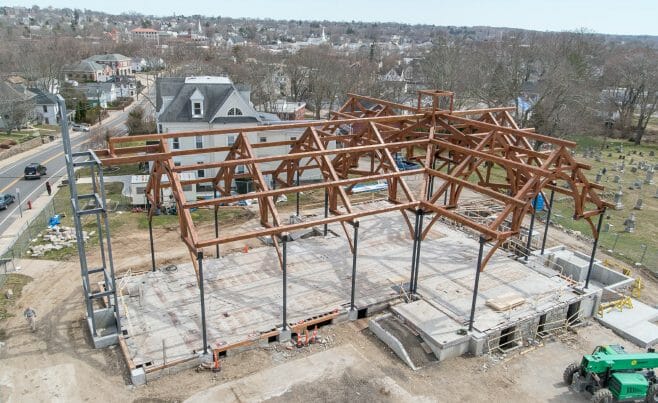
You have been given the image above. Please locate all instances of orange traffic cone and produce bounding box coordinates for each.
[304,329,309,346]
[213,350,221,372]
[311,325,318,344]
[242,245,249,253]
[296,333,303,348]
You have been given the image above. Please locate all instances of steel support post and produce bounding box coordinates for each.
[427,158,436,200]
[323,188,329,236]
[540,189,555,255]
[584,209,606,289]
[148,215,156,272]
[444,161,450,205]
[213,190,219,258]
[412,210,425,294]
[281,234,288,330]
[408,211,421,294]
[197,251,208,354]
[524,197,538,261]
[349,221,360,311]
[295,171,300,217]
[468,237,486,332]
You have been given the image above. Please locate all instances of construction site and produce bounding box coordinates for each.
[1,89,657,402]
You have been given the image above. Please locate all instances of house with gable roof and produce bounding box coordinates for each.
[156,76,324,191]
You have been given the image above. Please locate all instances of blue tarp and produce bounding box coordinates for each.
[48,214,61,228]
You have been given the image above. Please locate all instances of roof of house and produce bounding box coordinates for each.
[87,53,131,63]
[0,81,34,102]
[28,88,58,105]
[131,28,159,33]
[157,76,266,124]
[63,60,106,73]
[77,82,115,98]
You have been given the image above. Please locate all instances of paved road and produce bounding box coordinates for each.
[0,83,154,235]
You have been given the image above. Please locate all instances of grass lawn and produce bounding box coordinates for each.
[555,134,658,270]
[0,274,32,322]
[77,163,148,177]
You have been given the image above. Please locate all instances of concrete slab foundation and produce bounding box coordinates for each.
[597,298,658,348]
[114,205,632,379]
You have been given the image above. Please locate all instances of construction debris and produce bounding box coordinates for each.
[28,226,90,257]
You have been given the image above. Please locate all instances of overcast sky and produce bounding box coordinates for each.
[14,0,658,36]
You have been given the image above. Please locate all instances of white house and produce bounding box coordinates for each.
[155,76,327,193]
[130,173,197,206]
[28,88,60,125]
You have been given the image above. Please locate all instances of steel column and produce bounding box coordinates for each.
[540,189,555,255]
[412,210,425,294]
[468,237,486,332]
[213,189,219,258]
[197,251,208,354]
[295,171,300,217]
[584,209,606,289]
[444,160,450,205]
[281,234,288,330]
[524,197,538,261]
[323,188,329,236]
[349,221,360,311]
[408,211,421,294]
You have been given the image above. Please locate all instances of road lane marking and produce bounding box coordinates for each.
[0,138,91,193]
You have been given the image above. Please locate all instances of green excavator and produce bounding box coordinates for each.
[564,344,658,402]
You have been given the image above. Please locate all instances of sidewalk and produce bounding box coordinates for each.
[0,177,65,258]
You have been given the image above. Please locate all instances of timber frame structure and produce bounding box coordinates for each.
[94,89,613,280]
[89,89,615,352]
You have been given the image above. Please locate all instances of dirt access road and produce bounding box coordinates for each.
[0,256,650,403]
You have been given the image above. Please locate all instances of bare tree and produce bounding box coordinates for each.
[603,46,658,144]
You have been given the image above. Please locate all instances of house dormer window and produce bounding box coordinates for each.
[189,88,205,118]
[228,107,242,116]
[192,101,203,117]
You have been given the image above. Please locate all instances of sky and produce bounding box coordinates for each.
[13,0,658,37]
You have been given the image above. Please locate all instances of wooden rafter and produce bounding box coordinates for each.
[94,89,612,275]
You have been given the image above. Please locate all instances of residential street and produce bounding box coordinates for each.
[0,81,155,237]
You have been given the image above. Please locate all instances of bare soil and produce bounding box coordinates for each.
[1,189,656,402]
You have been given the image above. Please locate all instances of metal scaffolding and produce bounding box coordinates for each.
[58,96,121,347]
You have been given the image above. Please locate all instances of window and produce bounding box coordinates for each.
[193,101,203,117]
[44,118,49,124]
[158,124,163,133]
[227,135,236,146]
[43,105,48,113]
[228,107,243,116]
[289,136,296,149]
[236,165,245,174]
[174,161,181,167]
[172,137,180,149]
[182,185,192,192]
[259,137,267,143]
[195,135,203,149]
[197,161,205,178]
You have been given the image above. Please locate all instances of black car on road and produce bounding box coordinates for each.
[0,193,15,210]
[24,163,47,179]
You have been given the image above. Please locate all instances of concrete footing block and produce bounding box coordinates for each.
[348,309,359,321]
[130,367,146,386]
[278,329,291,343]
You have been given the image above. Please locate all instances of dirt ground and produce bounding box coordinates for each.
[1,189,657,402]
[0,253,654,402]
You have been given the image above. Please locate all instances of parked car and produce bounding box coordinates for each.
[71,123,90,132]
[24,163,47,179]
[0,193,15,210]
